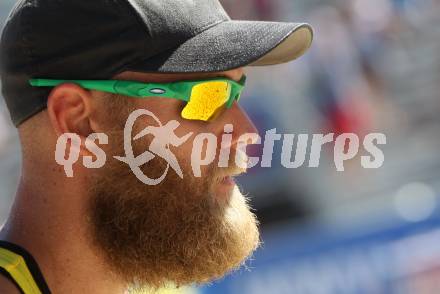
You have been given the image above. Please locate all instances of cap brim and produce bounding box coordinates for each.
[126,20,313,73]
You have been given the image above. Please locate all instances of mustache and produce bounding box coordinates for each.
[215,148,249,180]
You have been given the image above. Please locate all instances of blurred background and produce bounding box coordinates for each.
[1,0,440,293]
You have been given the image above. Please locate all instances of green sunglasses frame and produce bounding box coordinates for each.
[29,75,246,109]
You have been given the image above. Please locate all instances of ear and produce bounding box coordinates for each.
[46,83,96,156]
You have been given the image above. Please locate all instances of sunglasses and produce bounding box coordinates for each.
[29,75,246,121]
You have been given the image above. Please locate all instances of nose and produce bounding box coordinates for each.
[218,101,258,145]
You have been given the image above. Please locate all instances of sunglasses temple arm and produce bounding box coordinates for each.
[29,79,119,94]
[226,83,244,108]
[239,75,247,86]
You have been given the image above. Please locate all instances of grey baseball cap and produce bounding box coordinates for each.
[0,0,313,126]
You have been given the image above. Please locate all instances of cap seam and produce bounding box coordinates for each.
[124,18,229,71]
[119,0,229,72]
[122,0,153,53]
[190,18,228,39]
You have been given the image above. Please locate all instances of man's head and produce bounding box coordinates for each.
[18,68,261,289]
[0,0,312,126]
[0,0,313,290]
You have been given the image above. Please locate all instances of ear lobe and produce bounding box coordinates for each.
[47,83,96,156]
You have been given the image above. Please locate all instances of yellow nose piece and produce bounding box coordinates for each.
[182,81,231,121]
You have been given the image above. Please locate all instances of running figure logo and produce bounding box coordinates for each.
[115,109,193,185]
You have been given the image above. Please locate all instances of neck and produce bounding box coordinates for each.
[0,171,127,294]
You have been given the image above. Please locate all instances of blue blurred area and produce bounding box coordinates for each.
[1,0,440,293]
[202,206,440,294]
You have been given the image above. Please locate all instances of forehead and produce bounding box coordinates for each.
[113,68,245,83]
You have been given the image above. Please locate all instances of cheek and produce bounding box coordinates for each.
[134,99,225,170]
[135,98,184,122]
[176,130,225,177]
